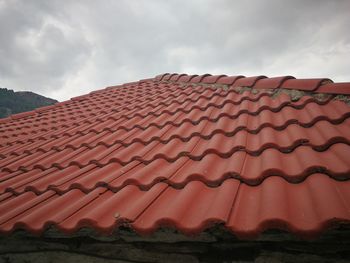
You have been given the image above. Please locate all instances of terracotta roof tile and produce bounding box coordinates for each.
[0,73,349,239]
[173,73,187,81]
[177,74,197,82]
[163,73,175,81]
[216,75,245,85]
[202,74,227,84]
[190,74,212,83]
[169,73,180,81]
[253,76,295,89]
[232,75,267,87]
[155,73,169,81]
[316,82,350,95]
[281,78,332,91]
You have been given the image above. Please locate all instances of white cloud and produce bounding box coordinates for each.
[0,0,349,101]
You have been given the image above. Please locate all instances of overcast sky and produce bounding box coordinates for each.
[0,0,349,101]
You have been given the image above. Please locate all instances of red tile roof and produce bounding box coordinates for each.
[1,73,350,239]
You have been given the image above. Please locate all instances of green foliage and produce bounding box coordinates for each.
[0,88,57,118]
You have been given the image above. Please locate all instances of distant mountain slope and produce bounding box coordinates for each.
[0,88,58,118]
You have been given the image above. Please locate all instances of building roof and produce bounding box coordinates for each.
[0,73,350,239]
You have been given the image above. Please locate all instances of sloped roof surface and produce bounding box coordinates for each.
[0,73,350,239]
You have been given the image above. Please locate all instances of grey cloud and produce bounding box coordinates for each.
[0,0,91,96]
[0,0,349,101]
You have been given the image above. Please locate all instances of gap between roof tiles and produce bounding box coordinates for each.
[158,73,350,98]
[169,81,350,105]
[227,97,251,224]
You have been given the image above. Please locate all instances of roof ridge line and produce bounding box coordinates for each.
[155,73,350,96]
